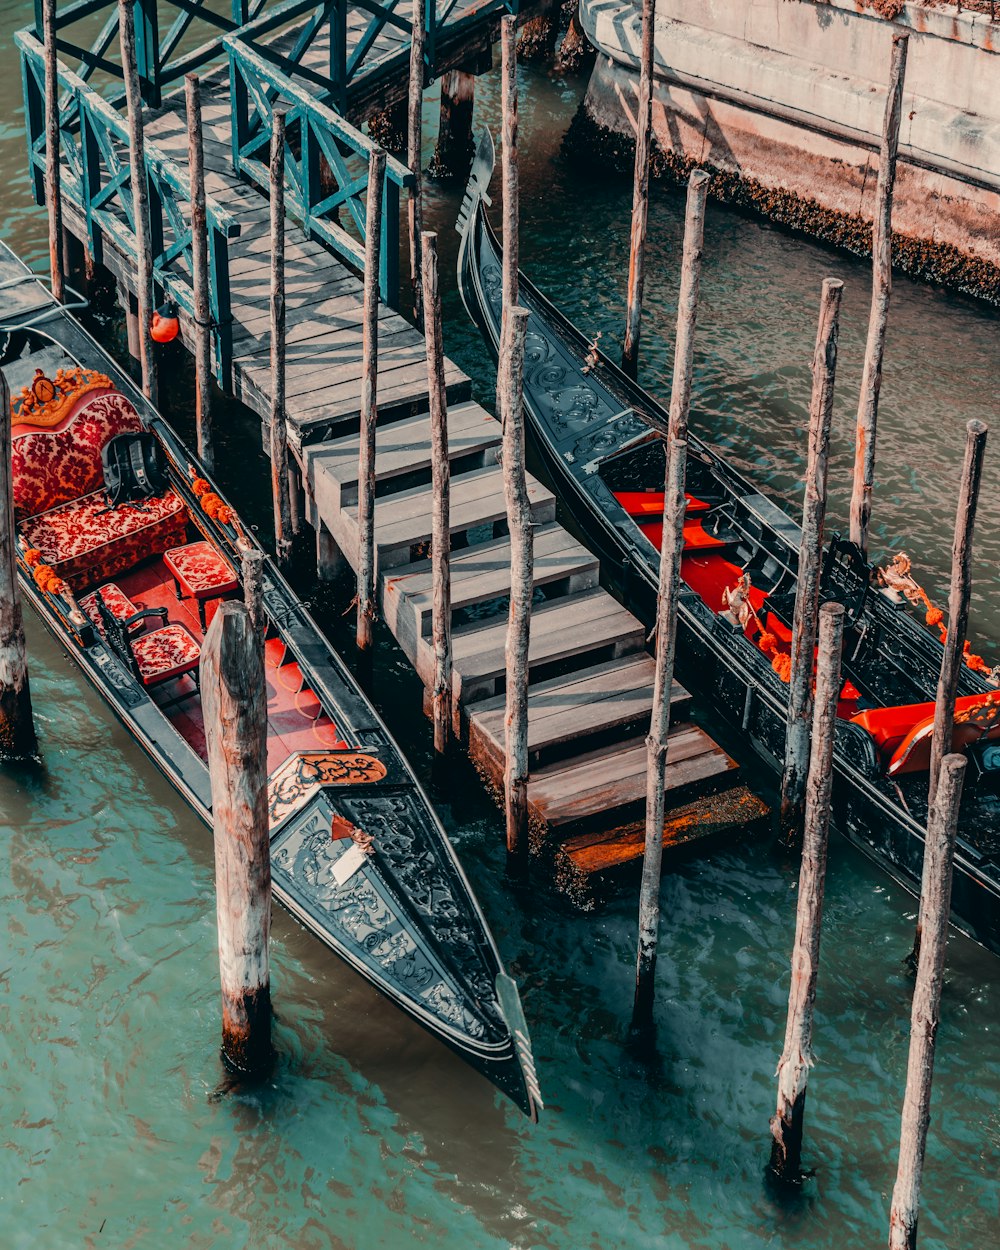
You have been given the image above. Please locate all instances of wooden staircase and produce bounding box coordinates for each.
[302,399,753,879]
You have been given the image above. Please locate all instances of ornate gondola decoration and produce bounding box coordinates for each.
[456,129,1000,956]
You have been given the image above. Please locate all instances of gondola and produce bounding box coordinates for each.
[456,129,1000,956]
[0,271,541,1119]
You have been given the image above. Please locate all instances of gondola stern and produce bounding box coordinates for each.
[496,971,543,1121]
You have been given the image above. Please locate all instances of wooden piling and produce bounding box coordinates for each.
[497,15,519,411]
[633,169,708,1026]
[185,73,214,471]
[43,0,64,304]
[269,111,293,568]
[769,601,846,1184]
[356,149,386,653]
[888,753,968,1250]
[928,419,988,808]
[501,306,532,868]
[201,601,272,1077]
[0,371,38,762]
[407,0,425,326]
[118,0,157,403]
[779,278,844,847]
[849,32,909,558]
[621,0,656,378]
[238,541,265,642]
[421,231,452,755]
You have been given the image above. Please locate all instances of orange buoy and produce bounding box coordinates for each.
[150,301,180,344]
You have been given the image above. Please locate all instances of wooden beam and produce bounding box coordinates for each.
[621,0,655,378]
[186,73,214,470]
[269,110,293,567]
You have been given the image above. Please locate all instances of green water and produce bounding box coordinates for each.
[2,10,999,1248]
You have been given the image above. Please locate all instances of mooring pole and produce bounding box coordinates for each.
[849,32,908,559]
[0,371,38,762]
[118,0,157,404]
[621,0,656,378]
[779,278,843,847]
[407,0,425,326]
[238,541,265,642]
[43,0,64,304]
[888,753,968,1250]
[421,232,452,754]
[770,601,846,1183]
[928,419,988,808]
[501,306,532,871]
[497,14,519,413]
[356,150,386,654]
[201,601,272,1077]
[269,111,293,568]
[185,73,214,471]
[632,169,708,1028]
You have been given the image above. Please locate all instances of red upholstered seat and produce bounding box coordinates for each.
[164,541,238,596]
[79,583,138,636]
[131,624,201,685]
[20,489,187,590]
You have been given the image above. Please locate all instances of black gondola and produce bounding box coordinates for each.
[456,130,1000,956]
[0,252,540,1119]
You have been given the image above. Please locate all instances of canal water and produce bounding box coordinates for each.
[1,11,999,1248]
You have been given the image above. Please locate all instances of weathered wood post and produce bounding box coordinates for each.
[269,111,293,567]
[501,306,532,870]
[43,0,64,304]
[430,70,476,181]
[928,419,988,807]
[185,73,214,471]
[779,278,844,846]
[769,601,846,1183]
[407,0,425,326]
[238,541,265,641]
[621,0,656,378]
[0,371,38,762]
[356,150,386,653]
[118,0,157,403]
[632,169,708,1028]
[497,15,518,412]
[888,753,968,1249]
[849,32,908,558]
[421,231,452,754]
[201,601,272,1077]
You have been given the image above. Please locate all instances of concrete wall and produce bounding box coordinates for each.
[577,0,1000,287]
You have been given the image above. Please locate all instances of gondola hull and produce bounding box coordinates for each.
[1,246,540,1118]
[456,131,1000,956]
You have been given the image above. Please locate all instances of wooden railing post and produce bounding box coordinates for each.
[888,753,968,1250]
[779,278,844,846]
[622,0,656,378]
[770,602,846,1184]
[42,0,64,304]
[407,0,425,326]
[501,305,532,872]
[422,232,451,754]
[118,0,158,404]
[497,14,518,412]
[133,0,161,108]
[269,110,293,567]
[380,176,400,308]
[928,419,988,808]
[849,32,909,558]
[201,601,272,1078]
[632,169,708,1029]
[357,150,387,653]
[186,73,213,470]
[208,222,233,390]
[0,371,38,763]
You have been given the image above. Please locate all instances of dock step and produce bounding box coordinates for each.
[415,587,646,705]
[304,401,501,510]
[466,654,691,774]
[382,522,599,663]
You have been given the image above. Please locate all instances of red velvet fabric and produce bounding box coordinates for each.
[164,541,238,597]
[19,489,188,590]
[12,391,143,520]
[132,624,201,684]
[79,584,138,637]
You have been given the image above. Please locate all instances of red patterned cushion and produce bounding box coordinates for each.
[12,390,143,520]
[19,489,188,590]
[79,583,137,636]
[132,624,201,684]
[164,541,238,596]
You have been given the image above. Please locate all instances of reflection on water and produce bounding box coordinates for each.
[0,13,999,1248]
